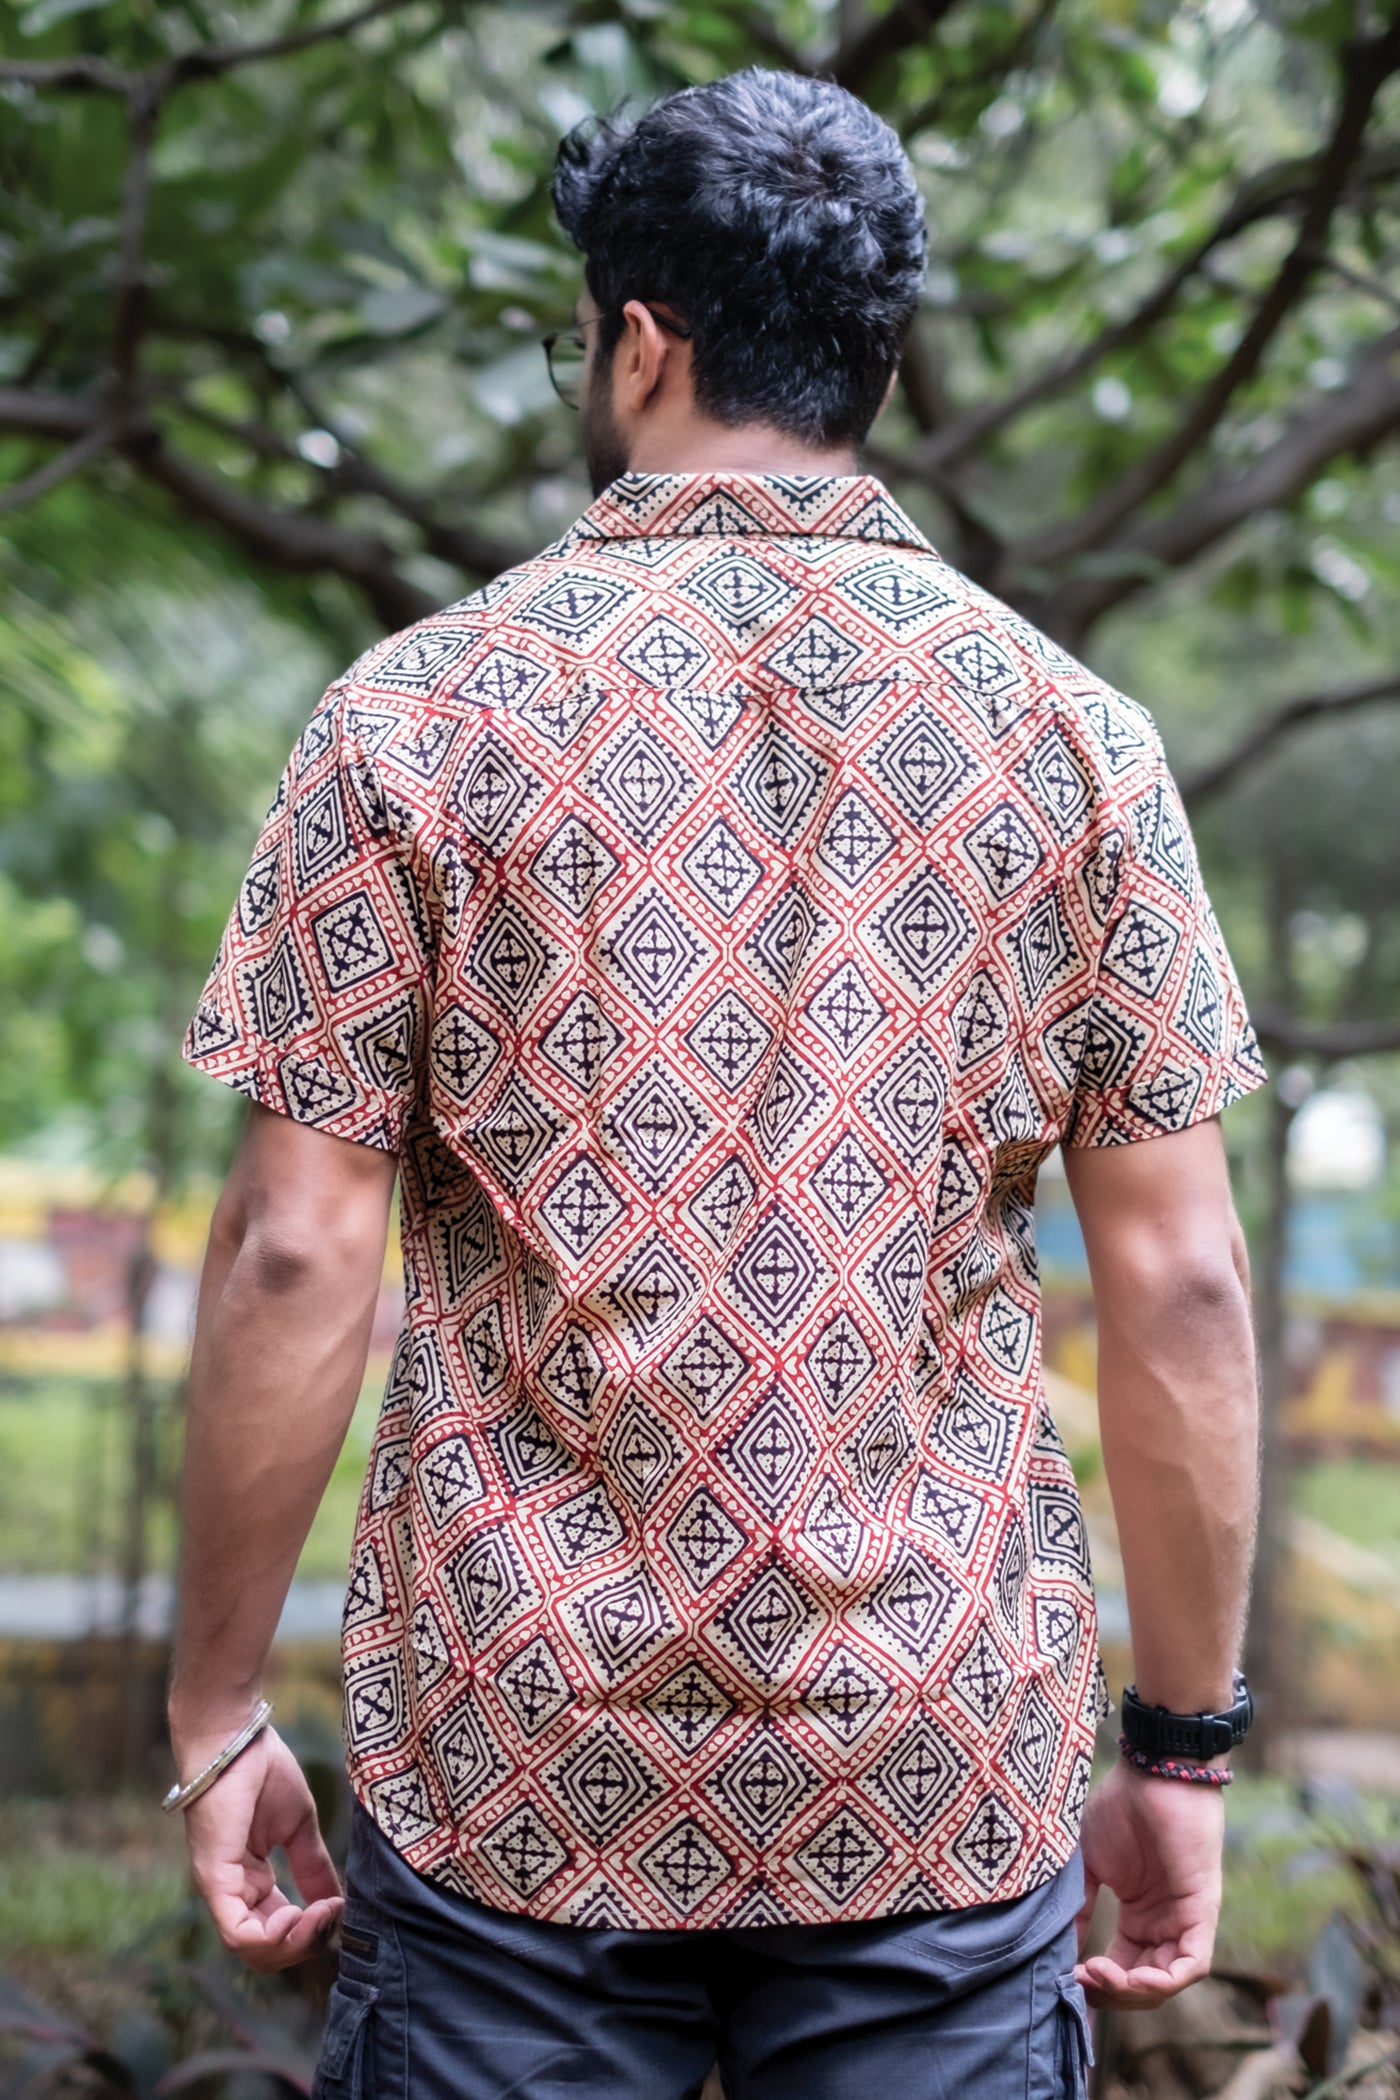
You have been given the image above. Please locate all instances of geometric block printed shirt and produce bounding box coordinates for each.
[184,471,1267,1928]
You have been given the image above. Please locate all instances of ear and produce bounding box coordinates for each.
[616,299,682,412]
[875,362,901,422]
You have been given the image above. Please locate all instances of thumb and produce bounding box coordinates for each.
[1075,1862,1100,1958]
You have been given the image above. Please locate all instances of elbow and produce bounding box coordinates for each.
[239,1224,327,1297]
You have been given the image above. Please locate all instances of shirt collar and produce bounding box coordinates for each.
[569,470,933,552]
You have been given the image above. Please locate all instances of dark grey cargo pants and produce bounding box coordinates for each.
[315,1804,1093,2100]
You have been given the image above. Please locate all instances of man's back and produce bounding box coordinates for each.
[187,467,1262,1927]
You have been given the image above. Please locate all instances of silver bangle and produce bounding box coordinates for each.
[161,1699,274,1814]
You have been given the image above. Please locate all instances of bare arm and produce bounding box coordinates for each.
[169,1104,398,1968]
[1062,1117,1258,2007]
[1064,1117,1257,1713]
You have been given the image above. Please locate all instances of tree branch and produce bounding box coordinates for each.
[898,141,1400,482]
[0,420,121,515]
[1015,17,1400,566]
[830,0,963,94]
[1181,670,1400,808]
[1251,1008,1400,1058]
[0,0,421,97]
[127,429,437,629]
[1044,325,1400,639]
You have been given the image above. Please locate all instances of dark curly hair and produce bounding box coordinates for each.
[551,69,927,449]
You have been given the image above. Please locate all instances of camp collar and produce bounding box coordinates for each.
[568,470,933,552]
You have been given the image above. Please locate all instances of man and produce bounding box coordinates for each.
[169,67,1264,2100]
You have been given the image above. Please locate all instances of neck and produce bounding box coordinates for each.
[624,417,861,480]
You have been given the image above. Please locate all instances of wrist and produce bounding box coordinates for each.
[168,1685,267,1767]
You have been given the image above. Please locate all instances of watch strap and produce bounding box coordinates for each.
[1120,1673,1252,1761]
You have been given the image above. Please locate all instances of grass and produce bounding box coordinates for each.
[0,1797,190,1968]
[1293,1458,1400,1568]
[1215,1774,1396,1974]
[0,1374,384,1582]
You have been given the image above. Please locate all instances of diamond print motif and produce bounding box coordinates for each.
[664,1486,749,1594]
[445,1526,537,1650]
[707,1723,820,1841]
[870,706,977,824]
[478,1801,571,1898]
[446,732,539,849]
[416,1433,486,1530]
[540,991,624,1095]
[529,818,620,918]
[841,1393,913,1513]
[637,1818,733,1917]
[950,1795,1025,1892]
[870,868,973,997]
[617,614,713,689]
[803,1312,877,1418]
[681,818,764,918]
[685,990,773,1094]
[473,1074,564,1192]
[809,1132,888,1237]
[546,1721,662,1841]
[1016,729,1093,839]
[842,557,954,632]
[816,791,895,891]
[949,1627,1014,1729]
[800,1474,866,1579]
[962,801,1044,899]
[868,1717,969,1836]
[542,1482,626,1570]
[602,885,712,1016]
[605,1060,712,1191]
[804,961,887,1063]
[717,1562,819,1682]
[749,1046,831,1162]
[796,1805,889,1904]
[685,1156,758,1254]
[764,615,863,693]
[429,1698,509,1813]
[602,1395,683,1511]
[683,548,794,631]
[909,1469,987,1560]
[733,724,829,842]
[658,1317,750,1418]
[537,1157,626,1261]
[470,902,557,1015]
[865,1545,962,1668]
[538,1323,606,1419]
[807,1643,895,1747]
[860,1040,946,1169]
[495,1635,574,1740]
[571,1565,676,1681]
[601,1233,701,1344]
[431,1006,500,1103]
[644,1661,735,1753]
[929,1376,1019,1483]
[726,1209,829,1339]
[721,1390,816,1516]
[744,886,830,997]
[588,722,696,845]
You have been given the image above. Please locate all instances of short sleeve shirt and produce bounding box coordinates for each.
[185,471,1266,1928]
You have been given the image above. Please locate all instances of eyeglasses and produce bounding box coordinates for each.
[542,307,693,410]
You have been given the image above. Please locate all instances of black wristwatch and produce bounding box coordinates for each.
[1120,1672,1253,1761]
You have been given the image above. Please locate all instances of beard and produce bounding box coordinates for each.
[583,382,629,497]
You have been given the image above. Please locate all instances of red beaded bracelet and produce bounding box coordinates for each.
[1118,1734,1234,1787]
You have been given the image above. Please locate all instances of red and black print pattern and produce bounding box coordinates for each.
[185,471,1265,1927]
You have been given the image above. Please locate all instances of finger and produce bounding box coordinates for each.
[283,1809,343,1906]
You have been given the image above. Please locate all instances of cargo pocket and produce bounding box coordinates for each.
[312,1975,378,2098]
[1056,1975,1093,2099]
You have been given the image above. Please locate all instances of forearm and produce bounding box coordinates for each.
[1094,1249,1257,1713]
[170,1186,386,1752]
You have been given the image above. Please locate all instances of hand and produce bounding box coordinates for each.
[1074,1759,1225,2009]
[176,1723,343,1971]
